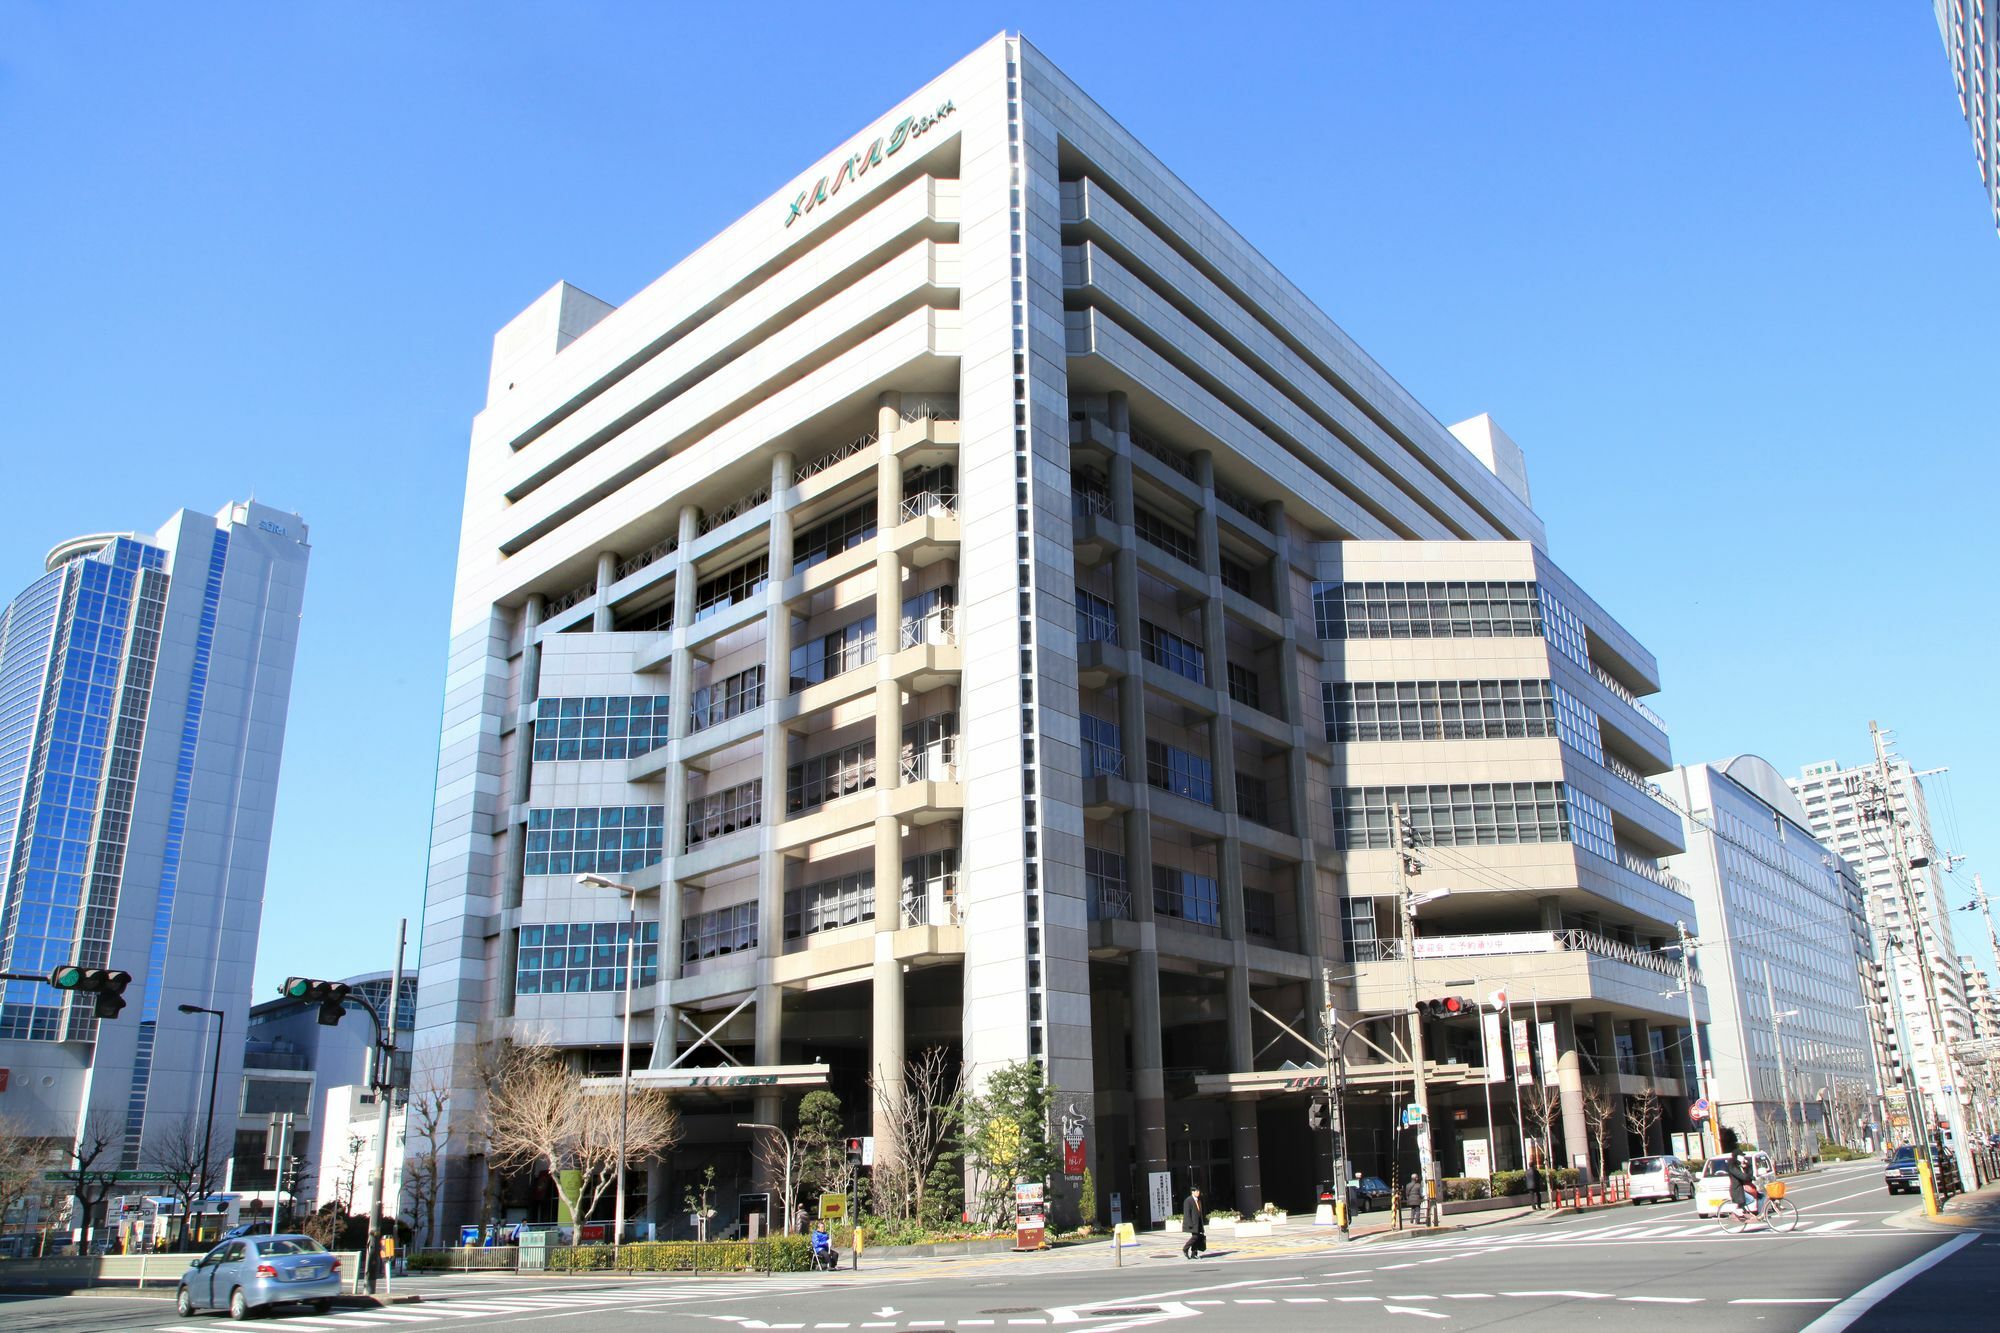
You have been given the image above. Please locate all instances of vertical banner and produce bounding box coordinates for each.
[1483,1011,1507,1083]
[1538,1021,1560,1087]
[1511,1018,1533,1086]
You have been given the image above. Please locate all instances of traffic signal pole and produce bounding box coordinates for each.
[360,919,407,1295]
[1393,805,1436,1225]
[1675,922,1716,1160]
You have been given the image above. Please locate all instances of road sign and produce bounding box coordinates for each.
[818,1193,847,1221]
[1690,1098,1711,1122]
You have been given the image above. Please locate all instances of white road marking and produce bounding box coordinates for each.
[1798,1234,1981,1333]
[1503,1290,1613,1299]
[1733,1298,1837,1305]
[1283,1297,1325,1303]
[1381,1306,1448,1320]
[1622,1296,1703,1303]
[1443,1294,1493,1299]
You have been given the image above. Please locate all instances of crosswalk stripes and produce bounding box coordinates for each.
[1353,1215,1865,1255]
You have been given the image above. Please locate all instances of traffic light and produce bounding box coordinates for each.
[47,964,132,1019]
[1399,820,1420,851]
[279,977,352,1026]
[1417,996,1477,1021]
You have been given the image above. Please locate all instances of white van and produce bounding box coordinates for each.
[1693,1151,1774,1216]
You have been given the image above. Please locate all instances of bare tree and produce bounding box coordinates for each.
[61,1111,125,1252]
[1581,1085,1616,1181]
[1523,1084,1562,1181]
[0,1113,59,1234]
[146,1115,222,1250]
[401,1058,451,1247]
[483,1042,681,1229]
[867,1047,962,1221]
[1624,1086,1663,1159]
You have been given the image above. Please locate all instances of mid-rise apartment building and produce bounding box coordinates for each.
[1963,958,2000,1040]
[1658,758,1878,1160]
[0,503,309,1184]
[1935,0,2000,233]
[414,34,1699,1230]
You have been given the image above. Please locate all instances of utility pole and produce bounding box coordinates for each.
[361,920,406,1295]
[1393,805,1437,1225]
[1320,965,1353,1239]
[1870,722,1975,1191]
[1675,921,1714,1159]
[264,1112,295,1235]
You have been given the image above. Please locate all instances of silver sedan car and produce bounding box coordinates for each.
[176,1233,341,1320]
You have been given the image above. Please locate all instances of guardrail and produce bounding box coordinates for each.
[0,1249,362,1287]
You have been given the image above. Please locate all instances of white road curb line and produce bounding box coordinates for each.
[1800,1231,1978,1333]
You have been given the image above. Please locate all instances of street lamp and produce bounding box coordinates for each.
[738,1123,795,1234]
[1771,1006,1802,1168]
[580,873,644,1260]
[178,1003,225,1250]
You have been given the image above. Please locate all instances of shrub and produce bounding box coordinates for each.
[1255,1201,1283,1219]
[1207,1209,1241,1223]
[546,1237,812,1273]
[1491,1170,1526,1197]
[1818,1142,1868,1162]
[1440,1177,1490,1202]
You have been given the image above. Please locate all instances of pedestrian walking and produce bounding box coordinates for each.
[1526,1150,1543,1211]
[1403,1173,1422,1221]
[1180,1185,1206,1259]
[793,1203,809,1236]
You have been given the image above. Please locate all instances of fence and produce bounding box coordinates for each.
[0,1249,362,1288]
[407,1245,521,1273]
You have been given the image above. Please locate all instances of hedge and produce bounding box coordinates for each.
[548,1237,813,1273]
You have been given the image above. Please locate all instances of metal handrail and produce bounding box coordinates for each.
[696,485,772,536]
[615,534,679,582]
[1082,743,1124,779]
[794,432,877,483]
[899,608,957,649]
[1089,883,1133,922]
[899,397,960,423]
[1131,428,1196,481]
[1619,849,1693,897]
[1593,662,1670,734]
[543,578,595,617]
[900,491,957,522]
[1072,487,1113,520]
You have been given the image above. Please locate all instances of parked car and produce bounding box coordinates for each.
[1348,1176,1393,1212]
[175,1233,340,1321]
[1884,1145,1922,1195]
[1693,1152,1774,1217]
[219,1222,261,1241]
[1626,1155,1695,1204]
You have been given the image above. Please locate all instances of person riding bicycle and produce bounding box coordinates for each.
[1723,1149,1761,1221]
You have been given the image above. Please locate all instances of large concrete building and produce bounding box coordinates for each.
[414,33,1699,1233]
[1658,758,1878,1161]
[0,503,310,1178]
[1935,0,2000,233]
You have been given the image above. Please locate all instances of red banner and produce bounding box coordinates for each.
[1063,1135,1087,1178]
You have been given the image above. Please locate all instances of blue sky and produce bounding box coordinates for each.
[3,3,1996,1000]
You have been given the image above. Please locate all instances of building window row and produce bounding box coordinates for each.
[1075,588,1118,646]
[1085,846,1130,920]
[689,665,765,731]
[516,921,660,995]
[685,779,763,848]
[1567,786,1617,863]
[1323,678,1558,744]
[1140,621,1206,684]
[695,553,770,620]
[1153,865,1220,928]
[901,848,960,926]
[682,902,757,964]
[1311,580,1542,640]
[784,870,875,940]
[1133,504,1200,569]
[1234,773,1272,826]
[794,499,878,571]
[1147,739,1215,806]
[789,741,875,815]
[1219,555,1260,602]
[790,615,876,691]
[1540,586,1590,670]
[1245,888,1279,939]
[532,695,672,763]
[523,806,666,877]
[1552,683,1603,764]
[1333,782,1570,850]
[1226,663,1261,711]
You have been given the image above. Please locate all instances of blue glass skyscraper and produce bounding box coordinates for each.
[0,503,309,1176]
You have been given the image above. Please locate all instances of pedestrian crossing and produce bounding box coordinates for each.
[1354,1217,1864,1255]
[152,1281,815,1331]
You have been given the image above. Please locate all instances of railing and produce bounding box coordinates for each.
[1556,928,1680,978]
[1593,662,1670,735]
[696,485,772,536]
[1606,755,1678,811]
[1072,486,1113,520]
[1076,607,1118,646]
[901,882,963,928]
[1619,849,1693,897]
[794,431,877,483]
[900,396,959,423]
[615,533,679,582]
[899,607,957,649]
[1131,427,1197,481]
[900,490,957,521]
[543,577,595,618]
[1370,928,1680,978]
[1088,882,1133,922]
[1215,483,1269,529]
[899,752,959,784]
[1082,741,1124,780]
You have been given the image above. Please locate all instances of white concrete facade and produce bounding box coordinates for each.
[1935,0,2000,233]
[415,33,1687,1230]
[1658,758,1878,1159]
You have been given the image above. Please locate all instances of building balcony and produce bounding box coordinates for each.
[1352,928,1704,1024]
[886,636,961,694]
[883,503,959,569]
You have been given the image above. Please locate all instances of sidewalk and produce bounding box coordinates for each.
[1888,1177,2000,1232]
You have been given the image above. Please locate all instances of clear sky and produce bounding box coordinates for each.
[3,3,1996,1002]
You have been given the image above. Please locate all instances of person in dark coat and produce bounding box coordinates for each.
[1723,1150,1760,1220]
[1180,1186,1206,1258]
[1526,1150,1544,1210]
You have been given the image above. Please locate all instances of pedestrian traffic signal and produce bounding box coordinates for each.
[47,964,132,1019]
[279,977,352,1026]
[1417,996,1477,1021]
[845,1136,864,1164]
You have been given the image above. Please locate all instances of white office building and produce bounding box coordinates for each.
[1935,0,2000,233]
[1658,758,1878,1160]
[414,33,1698,1232]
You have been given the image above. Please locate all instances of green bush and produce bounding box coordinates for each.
[1818,1142,1869,1162]
[1439,1177,1490,1202]
[546,1237,812,1273]
[1491,1169,1526,1196]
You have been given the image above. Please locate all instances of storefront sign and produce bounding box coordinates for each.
[1148,1170,1174,1225]
[1464,1139,1491,1179]
[1413,932,1555,958]
[1014,1180,1046,1250]
[784,98,958,230]
[1061,1102,1087,1178]
[1511,1019,1533,1087]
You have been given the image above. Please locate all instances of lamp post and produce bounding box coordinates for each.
[581,874,643,1260]
[737,1123,795,1234]
[1761,960,1803,1169]
[178,1003,225,1250]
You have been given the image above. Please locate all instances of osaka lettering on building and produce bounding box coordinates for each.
[784,98,957,229]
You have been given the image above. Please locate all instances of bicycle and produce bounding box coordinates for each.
[1717,1180,1799,1234]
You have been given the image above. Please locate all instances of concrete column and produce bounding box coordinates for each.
[759,454,796,990]
[874,443,905,793]
[1263,502,1322,967]
[1538,896,1564,931]
[1555,1008,1591,1175]
[1130,948,1170,1208]
[872,938,906,1150]
[593,550,618,631]
[1228,1094,1263,1213]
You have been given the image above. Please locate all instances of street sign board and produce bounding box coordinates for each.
[1690,1098,1711,1122]
[114,1171,173,1182]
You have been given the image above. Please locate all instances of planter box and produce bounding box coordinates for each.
[1440,1194,1519,1216]
[1163,1219,1183,1233]
[1231,1221,1273,1238]
[860,1236,1015,1260]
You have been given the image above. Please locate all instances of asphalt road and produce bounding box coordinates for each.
[1,1160,1976,1333]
